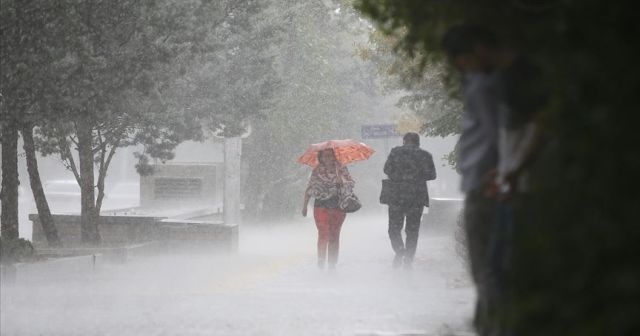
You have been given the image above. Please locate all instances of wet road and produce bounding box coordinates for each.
[1,213,474,336]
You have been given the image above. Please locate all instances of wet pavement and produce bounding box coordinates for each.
[1,213,474,336]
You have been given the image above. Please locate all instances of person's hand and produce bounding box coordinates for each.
[484,169,499,198]
[505,171,519,189]
[302,207,308,217]
[500,171,519,201]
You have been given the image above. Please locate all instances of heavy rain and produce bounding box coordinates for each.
[1,1,638,336]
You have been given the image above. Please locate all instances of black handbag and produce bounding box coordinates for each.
[380,179,394,205]
[335,167,361,213]
[338,186,361,213]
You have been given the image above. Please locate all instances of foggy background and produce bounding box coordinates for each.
[1,1,471,335]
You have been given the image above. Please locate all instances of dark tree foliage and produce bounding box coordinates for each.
[1,0,64,244]
[2,0,274,244]
[173,0,280,138]
[0,236,36,264]
[356,0,640,334]
[23,0,211,244]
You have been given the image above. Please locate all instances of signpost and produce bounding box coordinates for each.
[361,123,400,160]
[360,124,399,139]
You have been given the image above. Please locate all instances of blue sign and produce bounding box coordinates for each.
[361,124,400,139]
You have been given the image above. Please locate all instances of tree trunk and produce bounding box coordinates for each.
[76,118,100,244]
[1,119,20,239]
[21,123,62,247]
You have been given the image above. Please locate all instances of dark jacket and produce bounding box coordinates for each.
[382,144,436,207]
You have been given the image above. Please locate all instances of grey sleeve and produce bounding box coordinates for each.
[383,150,395,177]
[424,153,436,181]
[472,82,501,137]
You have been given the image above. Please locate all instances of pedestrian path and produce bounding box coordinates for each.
[0,213,474,336]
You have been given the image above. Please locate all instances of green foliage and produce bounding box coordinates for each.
[0,237,35,264]
[1,0,208,172]
[173,0,280,138]
[1,0,281,242]
[358,31,461,138]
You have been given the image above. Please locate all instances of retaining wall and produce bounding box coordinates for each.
[29,214,238,253]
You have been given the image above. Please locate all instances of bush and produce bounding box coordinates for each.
[0,237,35,264]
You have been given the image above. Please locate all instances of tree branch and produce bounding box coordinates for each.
[95,139,119,213]
[58,134,81,184]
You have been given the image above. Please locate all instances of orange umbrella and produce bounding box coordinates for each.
[297,139,375,167]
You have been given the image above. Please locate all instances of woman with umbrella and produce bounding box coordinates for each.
[299,140,374,270]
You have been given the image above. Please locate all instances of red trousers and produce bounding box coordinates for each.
[313,207,346,265]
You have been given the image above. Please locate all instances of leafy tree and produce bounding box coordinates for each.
[358,30,462,166]
[2,0,281,243]
[356,0,640,334]
[171,0,280,138]
[3,0,225,244]
[358,31,461,138]
[28,0,197,244]
[242,0,380,220]
[1,0,63,245]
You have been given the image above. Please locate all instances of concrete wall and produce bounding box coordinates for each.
[0,254,103,285]
[30,214,163,247]
[140,163,221,208]
[29,214,238,253]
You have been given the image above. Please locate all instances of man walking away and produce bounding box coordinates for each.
[382,132,436,269]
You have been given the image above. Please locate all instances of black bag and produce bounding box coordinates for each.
[338,186,361,213]
[334,167,361,213]
[379,179,395,205]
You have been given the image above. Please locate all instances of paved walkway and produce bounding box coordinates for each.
[1,213,474,336]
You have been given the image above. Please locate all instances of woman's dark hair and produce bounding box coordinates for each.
[317,148,335,165]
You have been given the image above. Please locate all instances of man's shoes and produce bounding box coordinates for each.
[393,253,403,269]
[403,256,413,270]
[317,259,325,270]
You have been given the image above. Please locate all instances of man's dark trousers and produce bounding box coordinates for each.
[388,204,423,261]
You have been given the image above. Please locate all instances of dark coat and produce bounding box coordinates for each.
[382,144,437,207]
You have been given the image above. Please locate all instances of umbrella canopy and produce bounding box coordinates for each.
[297,139,375,167]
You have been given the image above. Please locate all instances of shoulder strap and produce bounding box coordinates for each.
[335,166,343,184]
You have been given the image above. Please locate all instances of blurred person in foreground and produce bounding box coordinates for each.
[442,24,548,335]
[381,132,436,270]
[441,24,502,336]
[302,149,354,270]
